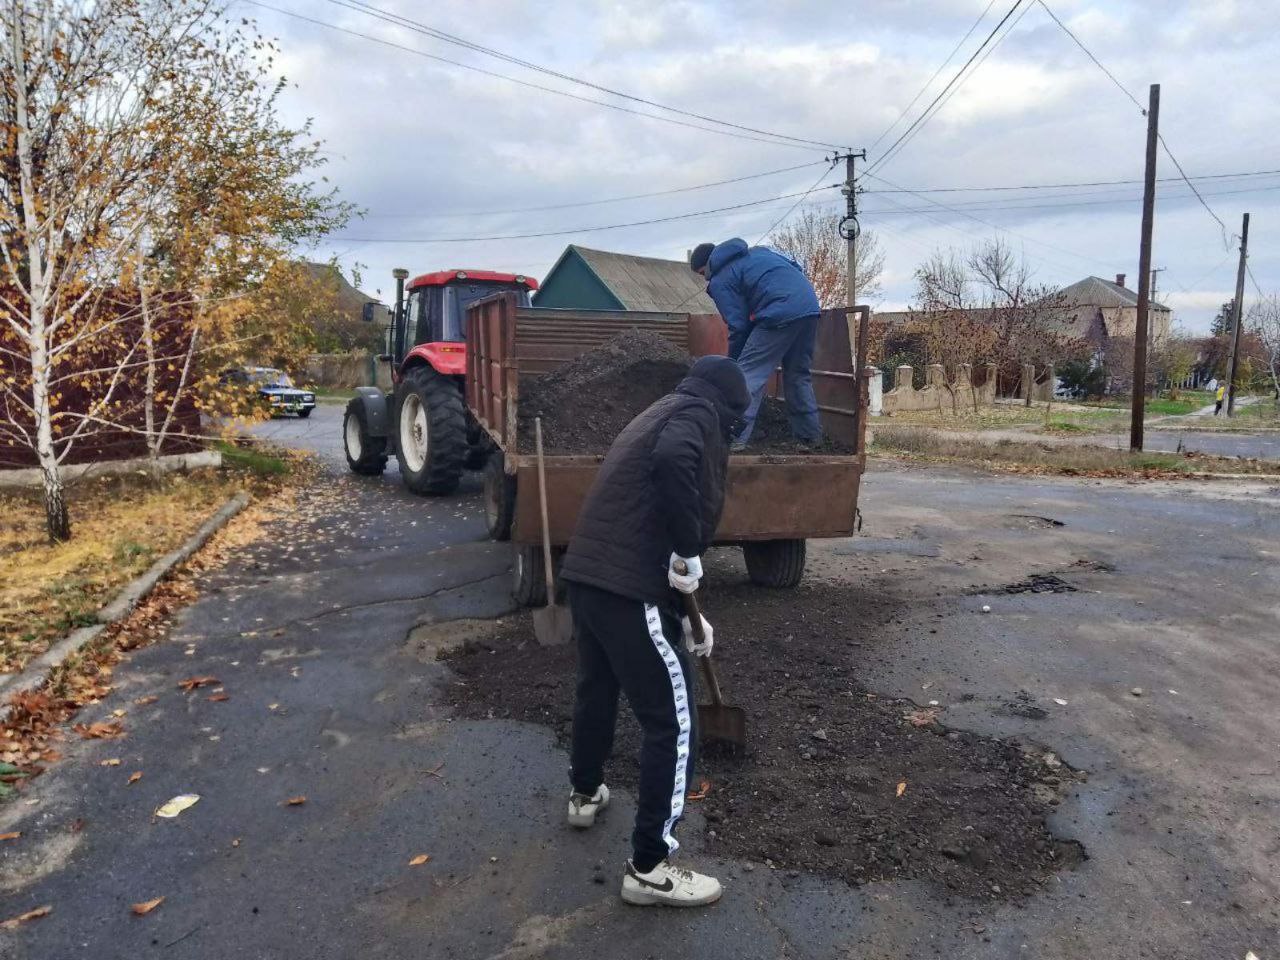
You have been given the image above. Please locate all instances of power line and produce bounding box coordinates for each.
[868,0,1027,176]
[327,185,842,243]
[864,168,1280,195]
[244,0,823,151]
[1035,0,1232,245]
[866,0,999,154]
[861,182,1280,216]
[360,161,828,220]
[323,0,846,151]
[1247,263,1267,299]
[754,162,840,244]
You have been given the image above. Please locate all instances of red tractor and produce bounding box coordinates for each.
[341,267,538,494]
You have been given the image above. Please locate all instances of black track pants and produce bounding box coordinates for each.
[567,582,697,873]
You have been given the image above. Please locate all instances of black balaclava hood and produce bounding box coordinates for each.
[676,355,750,436]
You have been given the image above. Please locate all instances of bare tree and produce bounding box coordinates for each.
[769,209,885,307]
[1249,293,1280,400]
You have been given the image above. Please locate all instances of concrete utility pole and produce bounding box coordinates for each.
[1225,212,1250,417]
[1130,83,1160,452]
[838,150,867,356]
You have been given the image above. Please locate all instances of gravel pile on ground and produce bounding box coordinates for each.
[441,580,1084,899]
[516,330,857,455]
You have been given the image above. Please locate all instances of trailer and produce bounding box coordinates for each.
[465,293,873,605]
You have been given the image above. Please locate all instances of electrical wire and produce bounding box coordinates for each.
[326,185,843,243]
[860,182,1280,216]
[323,0,846,151]
[359,161,829,220]
[867,0,1027,176]
[864,168,1280,195]
[754,162,841,244]
[243,0,824,151]
[1247,264,1267,299]
[865,0,999,154]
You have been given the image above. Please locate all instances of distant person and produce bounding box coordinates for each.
[689,239,822,448]
[1215,382,1226,415]
[560,355,750,908]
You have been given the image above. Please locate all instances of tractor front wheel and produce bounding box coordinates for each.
[343,400,387,476]
[394,367,466,495]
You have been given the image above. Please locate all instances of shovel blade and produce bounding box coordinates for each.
[698,702,747,748]
[532,602,574,647]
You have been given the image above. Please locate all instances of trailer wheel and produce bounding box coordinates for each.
[484,454,517,542]
[343,401,387,476]
[513,545,546,607]
[743,538,807,588]
[394,367,466,495]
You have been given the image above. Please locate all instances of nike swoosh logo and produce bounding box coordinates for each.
[635,876,675,892]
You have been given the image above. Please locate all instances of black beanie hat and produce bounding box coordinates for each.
[686,354,750,417]
[689,242,715,273]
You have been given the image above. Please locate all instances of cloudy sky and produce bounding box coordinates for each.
[242,0,1277,334]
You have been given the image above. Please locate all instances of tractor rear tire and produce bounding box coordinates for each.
[513,545,546,608]
[483,454,517,542]
[394,367,466,496]
[343,401,387,476]
[743,538,807,588]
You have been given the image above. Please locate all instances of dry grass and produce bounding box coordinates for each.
[0,448,293,673]
[870,424,1280,477]
[886,401,1126,434]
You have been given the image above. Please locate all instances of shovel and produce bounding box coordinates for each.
[673,560,747,749]
[531,417,573,646]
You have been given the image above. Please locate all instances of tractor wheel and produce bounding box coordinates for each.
[343,400,387,476]
[743,538,807,588]
[483,454,517,542]
[512,545,546,607]
[394,367,466,495]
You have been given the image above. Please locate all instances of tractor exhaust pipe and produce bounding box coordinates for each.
[392,267,409,361]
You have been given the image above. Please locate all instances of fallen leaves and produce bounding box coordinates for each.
[131,897,164,916]
[905,708,940,728]
[0,831,20,841]
[177,676,219,692]
[686,780,712,802]
[0,905,52,930]
[128,771,143,784]
[284,795,306,806]
[206,692,229,702]
[100,758,122,767]
[73,721,124,740]
[155,794,200,818]
[896,781,907,798]
[133,695,159,706]
[408,854,431,866]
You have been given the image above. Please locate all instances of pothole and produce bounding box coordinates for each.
[976,574,1078,595]
[1004,514,1065,530]
[406,617,510,661]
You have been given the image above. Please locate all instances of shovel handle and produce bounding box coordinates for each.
[672,560,725,707]
[534,418,556,602]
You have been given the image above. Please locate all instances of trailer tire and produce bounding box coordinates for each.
[484,454,517,542]
[343,401,387,475]
[513,545,546,607]
[394,367,466,495]
[743,538,807,588]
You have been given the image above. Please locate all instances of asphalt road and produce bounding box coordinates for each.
[2,402,1278,959]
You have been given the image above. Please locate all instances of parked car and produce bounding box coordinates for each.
[221,367,316,418]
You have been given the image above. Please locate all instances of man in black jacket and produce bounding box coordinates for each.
[560,355,749,908]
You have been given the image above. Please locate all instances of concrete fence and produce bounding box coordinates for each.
[881,363,999,415]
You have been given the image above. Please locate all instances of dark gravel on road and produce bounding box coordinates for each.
[443,580,1083,900]
[516,331,856,455]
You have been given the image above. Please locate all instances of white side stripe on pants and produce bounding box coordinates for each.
[644,603,691,857]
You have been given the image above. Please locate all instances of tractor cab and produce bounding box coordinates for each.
[388,270,538,381]
[344,267,538,498]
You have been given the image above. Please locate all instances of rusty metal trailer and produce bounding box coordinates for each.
[465,293,872,605]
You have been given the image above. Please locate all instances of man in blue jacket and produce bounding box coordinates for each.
[689,238,822,446]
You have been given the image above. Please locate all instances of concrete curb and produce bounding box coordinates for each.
[0,491,251,721]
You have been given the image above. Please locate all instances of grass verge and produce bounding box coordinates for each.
[870,424,1280,477]
[0,444,295,673]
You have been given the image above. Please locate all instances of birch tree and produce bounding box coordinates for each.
[1249,293,1280,401]
[0,0,348,539]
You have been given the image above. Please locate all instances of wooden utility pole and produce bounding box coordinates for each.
[839,150,867,350]
[1130,83,1160,452]
[1225,212,1250,416]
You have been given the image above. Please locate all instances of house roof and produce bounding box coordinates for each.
[1058,276,1169,312]
[568,245,717,313]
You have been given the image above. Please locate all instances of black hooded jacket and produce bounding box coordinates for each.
[561,356,750,605]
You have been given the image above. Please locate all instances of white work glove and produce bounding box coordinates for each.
[681,614,714,658]
[668,553,703,594]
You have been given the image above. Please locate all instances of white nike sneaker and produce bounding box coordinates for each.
[621,860,723,907]
[567,784,610,828]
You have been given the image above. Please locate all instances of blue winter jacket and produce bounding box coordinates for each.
[704,238,821,345]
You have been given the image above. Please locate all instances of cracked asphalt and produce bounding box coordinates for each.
[2,401,1278,960]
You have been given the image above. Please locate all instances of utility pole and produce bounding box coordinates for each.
[1130,83,1160,452]
[838,150,867,351]
[1225,212,1250,416]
